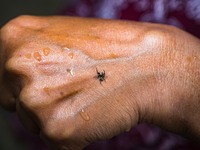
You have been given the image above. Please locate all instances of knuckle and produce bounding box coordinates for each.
[43,117,76,141]
[5,52,34,78]
[19,84,49,112]
[1,16,24,37]
[41,118,83,150]
[10,15,48,30]
[1,15,46,43]
[143,25,179,47]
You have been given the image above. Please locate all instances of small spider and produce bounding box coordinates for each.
[93,67,107,84]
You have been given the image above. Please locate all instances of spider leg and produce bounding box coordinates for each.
[93,75,99,78]
[96,67,100,74]
[100,79,103,85]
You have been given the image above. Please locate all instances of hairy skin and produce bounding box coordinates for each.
[1,15,200,150]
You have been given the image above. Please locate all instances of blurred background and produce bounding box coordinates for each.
[1,0,200,150]
[0,0,69,28]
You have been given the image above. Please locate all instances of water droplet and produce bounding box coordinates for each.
[187,57,192,62]
[43,47,50,56]
[194,56,198,60]
[61,46,70,50]
[43,87,50,96]
[25,53,31,59]
[67,69,74,75]
[68,53,74,59]
[80,109,90,121]
[110,53,117,59]
[34,52,42,61]
[61,46,70,52]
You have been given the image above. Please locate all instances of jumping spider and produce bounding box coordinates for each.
[93,68,107,85]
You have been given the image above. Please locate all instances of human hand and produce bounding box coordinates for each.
[1,15,200,150]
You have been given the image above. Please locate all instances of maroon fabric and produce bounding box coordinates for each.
[60,0,200,150]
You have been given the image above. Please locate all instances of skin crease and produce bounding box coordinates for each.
[0,15,200,150]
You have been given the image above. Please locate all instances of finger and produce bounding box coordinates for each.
[0,69,22,111]
[0,72,19,111]
[0,82,16,111]
[16,98,40,134]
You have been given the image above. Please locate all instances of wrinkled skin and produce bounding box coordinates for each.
[1,15,200,150]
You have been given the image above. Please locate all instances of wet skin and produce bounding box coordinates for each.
[1,16,200,150]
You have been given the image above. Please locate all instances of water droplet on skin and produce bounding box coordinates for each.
[61,46,70,50]
[187,57,192,62]
[68,53,74,59]
[194,56,198,60]
[67,69,74,75]
[61,46,70,52]
[80,109,90,121]
[43,87,50,96]
[110,53,117,59]
[34,52,42,61]
[25,53,31,59]
[43,47,50,56]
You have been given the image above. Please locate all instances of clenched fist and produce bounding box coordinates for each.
[1,15,200,150]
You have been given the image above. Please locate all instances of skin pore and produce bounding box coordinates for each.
[1,15,200,150]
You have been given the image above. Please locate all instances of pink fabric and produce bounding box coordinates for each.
[60,0,200,149]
